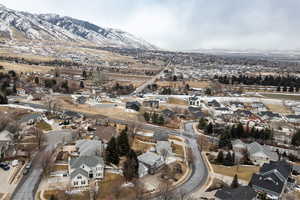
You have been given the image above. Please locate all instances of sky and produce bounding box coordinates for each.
[0,0,299,51]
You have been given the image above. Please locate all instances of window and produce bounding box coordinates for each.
[77,176,82,179]
[73,181,78,186]
[81,180,86,185]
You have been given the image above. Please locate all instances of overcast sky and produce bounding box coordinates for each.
[0,0,299,51]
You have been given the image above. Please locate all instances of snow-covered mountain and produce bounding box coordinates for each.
[0,4,157,50]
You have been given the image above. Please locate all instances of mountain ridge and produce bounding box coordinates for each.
[0,4,157,50]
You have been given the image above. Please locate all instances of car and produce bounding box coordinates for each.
[25,162,32,169]
[0,163,10,171]
[23,168,29,175]
[295,185,300,191]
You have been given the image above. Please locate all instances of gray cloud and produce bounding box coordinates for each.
[0,0,299,50]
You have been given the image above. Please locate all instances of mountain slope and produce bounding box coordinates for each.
[0,4,157,50]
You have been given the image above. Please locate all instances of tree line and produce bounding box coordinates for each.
[215,74,300,91]
[144,112,165,125]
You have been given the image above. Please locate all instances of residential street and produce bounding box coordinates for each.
[11,131,73,200]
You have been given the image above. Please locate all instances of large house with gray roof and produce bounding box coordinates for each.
[247,142,278,166]
[249,160,292,199]
[68,155,105,187]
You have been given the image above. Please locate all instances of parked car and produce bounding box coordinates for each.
[25,162,32,169]
[0,163,10,171]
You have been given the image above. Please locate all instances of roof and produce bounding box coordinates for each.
[286,115,300,119]
[215,107,230,111]
[249,160,291,195]
[156,141,172,155]
[215,186,257,200]
[70,167,89,179]
[259,111,281,118]
[234,110,252,116]
[230,101,244,106]
[260,160,291,180]
[75,140,103,156]
[138,151,163,167]
[232,139,246,148]
[161,109,175,118]
[18,113,41,124]
[0,130,13,142]
[250,173,284,195]
[63,111,82,119]
[247,142,278,161]
[70,156,104,169]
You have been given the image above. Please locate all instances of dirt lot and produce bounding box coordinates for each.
[131,138,155,153]
[212,164,259,182]
[262,93,300,101]
[156,81,211,89]
[265,103,292,114]
[0,61,53,73]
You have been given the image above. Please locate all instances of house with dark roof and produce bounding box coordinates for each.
[234,109,253,117]
[286,114,300,124]
[208,99,221,108]
[126,101,141,111]
[230,101,245,111]
[188,106,205,119]
[259,111,282,121]
[68,155,105,188]
[215,186,257,200]
[249,160,292,199]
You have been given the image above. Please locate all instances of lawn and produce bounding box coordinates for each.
[172,143,185,158]
[212,164,260,182]
[265,103,292,114]
[167,97,188,106]
[36,120,52,131]
[51,164,68,172]
[131,138,155,152]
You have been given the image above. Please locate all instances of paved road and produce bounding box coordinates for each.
[12,130,73,200]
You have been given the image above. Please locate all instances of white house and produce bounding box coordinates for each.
[213,107,233,116]
[69,156,105,188]
[230,102,245,111]
[189,96,201,107]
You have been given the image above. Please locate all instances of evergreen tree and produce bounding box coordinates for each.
[219,128,232,148]
[105,137,119,165]
[206,122,213,135]
[158,115,165,125]
[231,174,239,188]
[276,86,281,92]
[224,152,234,166]
[216,151,224,164]
[123,149,139,182]
[144,112,150,122]
[0,93,8,104]
[198,118,207,130]
[34,77,39,84]
[118,130,130,156]
[292,130,300,146]
[80,81,84,88]
[82,70,87,79]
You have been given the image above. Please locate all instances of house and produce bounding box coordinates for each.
[215,186,257,200]
[69,156,105,188]
[153,132,169,142]
[161,109,176,119]
[189,96,201,107]
[138,151,165,174]
[286,114,300,124]
[138,162,149,178]
[126,101,141,111]
[143,100,159,109]
[214,107,233,116]
[76,96,88,104]
[156,141,173,159]
[208,99,221,108]
[61,111,83,120]
[247,142,279,166]
[16,88,26,96]
[230,102,245,111]
[234,110,252,117]
[188,106,205,119]
[249,160,292,199]
[259,111,282,121]
[75,140,103,157]
[252,102,268,113]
